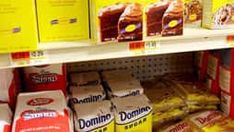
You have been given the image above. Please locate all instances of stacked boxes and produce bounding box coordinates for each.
[206,51,221,96]
[202,0,234,29]
[219,49,234,118]
[90,0,184,43]
[0,0,38,53]
[36,0,89,42]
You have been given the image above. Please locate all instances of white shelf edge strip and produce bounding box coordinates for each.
[0,35,231,69]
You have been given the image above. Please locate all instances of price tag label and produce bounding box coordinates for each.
[227,35,234,47]
[11,52,30,66]
[145,41,158,51]
[129,41,159,54]
[30,50,48,64]
[129,41,145,54]
[10,50,48,66]
[30,50,47,60]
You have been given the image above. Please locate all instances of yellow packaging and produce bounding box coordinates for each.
[36,0,89,42]
[184,0,203,27]
[90,0,184,43]
[111,95,152,132]
[202,0,234,29]
[0,0,38,53]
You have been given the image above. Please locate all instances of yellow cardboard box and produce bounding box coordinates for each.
[202,0,234,29]
[0,0,38,53]
[36,0,89,42]
[90,0,184,43]
[184,0,203,27]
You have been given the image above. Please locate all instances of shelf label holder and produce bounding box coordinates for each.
[129,40,160,54]
[10,50,48,66]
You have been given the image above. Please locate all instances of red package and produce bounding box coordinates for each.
[0,69,20,109]
[219,49,234,96]
[206,51,220,96]
[23,64,67,95]
[0,104,12,132]
[197,51,209,81]
[12,90,72,132]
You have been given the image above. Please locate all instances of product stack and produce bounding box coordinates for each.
[1,67,234,131]
[91,0,184,43]
[69,70,153,131]
[219,49,234,119]
[12,90,73,132]
[102,70,144,98]
[196,49,234,120]
[142,78,187,128]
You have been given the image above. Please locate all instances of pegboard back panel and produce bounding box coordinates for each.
[67,53,194,81]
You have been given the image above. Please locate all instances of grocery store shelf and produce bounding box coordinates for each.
[0,28,233,69]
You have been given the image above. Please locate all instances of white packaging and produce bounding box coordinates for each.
[74,100,114,132]
[0,68,20,108]
[111,95,152,131]
[0,104,12,132]
[107,78,144,98]
[70,85,106,104]
[70,72,100,86]
[12,90,73,132]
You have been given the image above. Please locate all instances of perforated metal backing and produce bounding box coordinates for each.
[67,53,194,81]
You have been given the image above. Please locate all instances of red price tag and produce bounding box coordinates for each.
[10,50,48,66]
[11,52,30,66]
[11,52,30,61]
[227,35,234,47]
[129,41,145,53]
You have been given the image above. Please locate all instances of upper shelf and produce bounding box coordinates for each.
[0,27,233,69]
